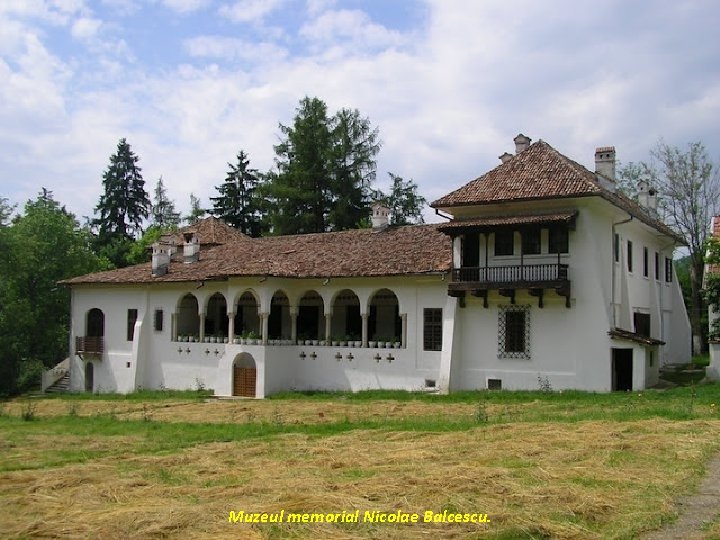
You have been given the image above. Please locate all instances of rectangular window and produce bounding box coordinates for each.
[154,309,163,332]
[627,240,633,272]
[665,257,673,282]
[494,230,514,256]
[614,233,620,262]
[498,305,530,359]
[643,246,649,278]
[423,308,443,351]
[634,312,651,337]
[655,252,660,280]
[487,378,502,390]
[127,309,138,341]
[521,227,541,255]
[549,225,569,254]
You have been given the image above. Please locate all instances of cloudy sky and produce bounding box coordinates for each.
[1,0,719,224]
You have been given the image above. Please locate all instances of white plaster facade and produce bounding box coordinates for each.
[64,137,691,396]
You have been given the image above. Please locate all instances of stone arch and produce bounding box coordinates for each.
[269,290,290,340]
[232,353,257,397]
[86,308,104,337]
[368,288,401,342]
[298,290,325,341]
[204,292,228,339]
[177,293,200,339]
[331,289,361,341]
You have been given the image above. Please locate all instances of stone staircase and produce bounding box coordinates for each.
[44,372,70,394]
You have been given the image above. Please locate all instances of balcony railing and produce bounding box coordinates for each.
[451,263,569,286]
[75,336,104,357]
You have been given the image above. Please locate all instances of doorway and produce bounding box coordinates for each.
[612,348,633,391]
[232,353,257,397]
[84,362,94,392]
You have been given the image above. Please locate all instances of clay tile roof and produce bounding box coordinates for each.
[431,139,684,244]
[61,224,452,285]
[175,216,251,246]
[609,328,665,346]
[431,140,602,208]
[437,212,577,234]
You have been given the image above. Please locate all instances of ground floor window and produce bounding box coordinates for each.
[498,305,530,359]
[423,308,442,351]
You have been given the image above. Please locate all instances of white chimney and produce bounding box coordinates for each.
[499,152,513,164]
[371,202,390,230]
[595,146,616,182]
[513,133,532,154]
[638,175,657,212]
[152,242,171,277]
[183,232,200,263]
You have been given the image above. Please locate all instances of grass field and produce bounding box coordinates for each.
[1,385,720,539]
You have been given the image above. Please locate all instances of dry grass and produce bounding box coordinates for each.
[1,395,719,539]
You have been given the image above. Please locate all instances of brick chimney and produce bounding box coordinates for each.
[513,133,531,154]
[499,152,513,164]
[595,146,616,181]
[637,175,657,212]
[371,202,390,230]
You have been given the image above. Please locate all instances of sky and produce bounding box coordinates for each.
[1,0,719,225]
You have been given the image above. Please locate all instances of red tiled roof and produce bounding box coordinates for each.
[432,139,684,244]
[175,216,251,246]
[437,212,577,234]
[62,224,452,285]
[431,140,602,207]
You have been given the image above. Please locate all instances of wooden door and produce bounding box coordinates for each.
[233,365,256,397]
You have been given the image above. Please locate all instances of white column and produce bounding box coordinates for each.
[401,313,408,349]
[290,307,298,343]
[199,312,206,342]
[227,312,235,342]
[324,311,333,342]
[361,313,369,348]
[261,313,269,345]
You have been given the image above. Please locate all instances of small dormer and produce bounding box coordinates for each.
[371,202,390,230]
[183,232,200,263]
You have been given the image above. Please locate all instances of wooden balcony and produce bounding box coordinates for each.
[75,336,104,358]
[448,263,570,307]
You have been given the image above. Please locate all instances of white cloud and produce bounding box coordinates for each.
[299,9,409,54]
[161,0,211,14]
[71,16,102,40]
[218,0,286,24]
[306,0,335,16]
[184,36,288,63]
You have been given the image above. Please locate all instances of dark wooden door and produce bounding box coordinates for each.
[233,366,256,397]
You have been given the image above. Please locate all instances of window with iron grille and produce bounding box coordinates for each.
[154,309,163,332]
[423,308,442,351]
[498,305,530,359]
[665,257,673,282]
[627,240,633,272]
[521,227,541,255]
[655,252,660,280]
[494,230,514,256]
[127,309,138,341]
[614,233,620,262]
[643,246,648,278]
[549,225,569,254]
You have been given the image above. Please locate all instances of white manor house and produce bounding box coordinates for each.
[59,135,691,397]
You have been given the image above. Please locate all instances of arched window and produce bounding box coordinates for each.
[269,291,290,340]
[331,289,361,341]
[369,289,401,342]
[205,293,228,339]
[177,294,200,339]
[86,308,104,337]
[298,291,324,340]
[234,291,260,338]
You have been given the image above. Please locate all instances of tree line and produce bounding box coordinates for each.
[91,96,427,268]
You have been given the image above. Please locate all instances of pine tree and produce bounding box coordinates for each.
[184,193,207,224]
[93,138,150,241]
[210,150,266,237]
[266,97,381,235]
[377,173,427,226]
[151,176,180,228]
